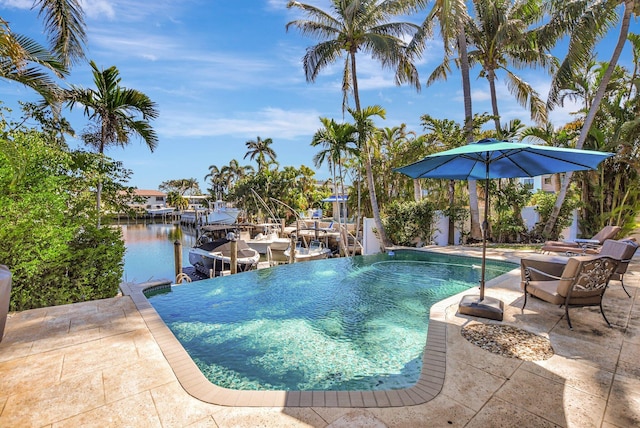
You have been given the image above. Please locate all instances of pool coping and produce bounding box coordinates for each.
[120,251,514,408]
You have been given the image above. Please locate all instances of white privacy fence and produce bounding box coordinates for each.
[362,207,579,255]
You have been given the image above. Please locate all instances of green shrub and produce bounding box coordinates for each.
[383,199,437,246]
[529,189,581,241]
[0,108,125,311]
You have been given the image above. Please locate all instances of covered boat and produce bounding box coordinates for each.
[189,235,259,276]
[245,223,290,254]
[181,200,241,226]
[283,239,332,262]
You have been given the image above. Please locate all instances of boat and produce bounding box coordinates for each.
[146,205,174,216]
[245,223,290,254]
[181,200,241,226]
[283,239,332,262]
[188,233,259,276]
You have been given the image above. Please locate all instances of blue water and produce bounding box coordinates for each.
[145,250,516,391]
[119,223,196,283]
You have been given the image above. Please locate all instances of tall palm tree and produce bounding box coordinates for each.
[411,0,485,240]
[205,164,226,200]
[0,0,86,103]
[453,0,554,133]
[543,0,638,237]
[377,124,411,203]
[64,60,159,225]
[286,0,421,247]
[348,104,390,245]
[221,159,254,193]
[311,117,358,255]
[421,115,470,244]
[244,136,276,171]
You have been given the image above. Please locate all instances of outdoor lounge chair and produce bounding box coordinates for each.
[540,225,621,254]
[599,238,639,297]
[521,255,619,329]
[522,238,638,298]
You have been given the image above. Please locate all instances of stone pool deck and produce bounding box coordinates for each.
[0,247,639,427]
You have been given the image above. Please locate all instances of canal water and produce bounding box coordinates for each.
[119,222,197,284]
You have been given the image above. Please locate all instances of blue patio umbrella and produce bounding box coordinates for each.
[394,138,614,321]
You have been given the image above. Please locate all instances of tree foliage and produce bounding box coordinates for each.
[159,178,201,196]
[0,106,126,311]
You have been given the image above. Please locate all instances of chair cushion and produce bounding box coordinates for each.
[591,225,621,243]
[599,239,638,275]
[525,280,564,305]
[543,241,580,248]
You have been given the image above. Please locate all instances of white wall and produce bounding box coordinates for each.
[363,208,578,252]
[522,206,578,240]
[362,218,382,255]
[432,211,461,246]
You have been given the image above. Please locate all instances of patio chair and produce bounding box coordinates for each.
[540,225,621,255]
[521,255,619,329]
[599,238,639,298]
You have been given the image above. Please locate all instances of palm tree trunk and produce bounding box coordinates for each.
[543,0,633,237]
[448,179,455,244]
[336,164,349,256]
[351,52,390,248]
[458,28,482,241]
[96,181,102,227]
[487,69,501,134]
[413,179,422,201]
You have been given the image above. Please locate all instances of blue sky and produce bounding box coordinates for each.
[0,1,636,191]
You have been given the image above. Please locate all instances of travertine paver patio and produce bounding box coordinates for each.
[0,247,639,427]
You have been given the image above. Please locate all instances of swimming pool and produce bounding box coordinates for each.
[145,250,516,392]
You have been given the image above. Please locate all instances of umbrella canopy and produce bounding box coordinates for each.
[394,138,614,321]
[396,138,614,181]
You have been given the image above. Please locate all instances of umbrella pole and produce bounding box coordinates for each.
[458,170,503,321]
[480,177,488,301]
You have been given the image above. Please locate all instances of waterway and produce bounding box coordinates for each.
[119,222,197,284]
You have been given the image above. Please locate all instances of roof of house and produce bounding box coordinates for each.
[134,189,166,197]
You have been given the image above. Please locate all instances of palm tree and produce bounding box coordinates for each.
[521,121,581,192]
[543,0,638,237]
[458,0,554,133]
[421,115,470,244]
[221,159,254,193]
[286,0,421,247]
[311,117,358,255]
[348,104,390,246]
[31,0,86,66]
[411,0,485,241]
[0,21,66,105]
[205,164,226,200]
[0,1,86,103]
[244,136,276,171]
[64,60,159,225]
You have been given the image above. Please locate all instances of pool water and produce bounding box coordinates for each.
[146,250,516,391]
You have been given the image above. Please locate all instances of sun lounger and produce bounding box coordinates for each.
[540,225,621,254]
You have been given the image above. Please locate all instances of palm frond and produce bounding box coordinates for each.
[505,70,547,125]
[35,0,87,66]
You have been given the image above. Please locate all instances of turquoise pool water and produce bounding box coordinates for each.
[146,250,516,391]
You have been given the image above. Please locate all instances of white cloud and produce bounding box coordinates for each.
[80,0,115,19]
[157,107,322,140]
[0,0,31,9]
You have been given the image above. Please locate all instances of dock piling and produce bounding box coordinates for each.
[173,240,182,282]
